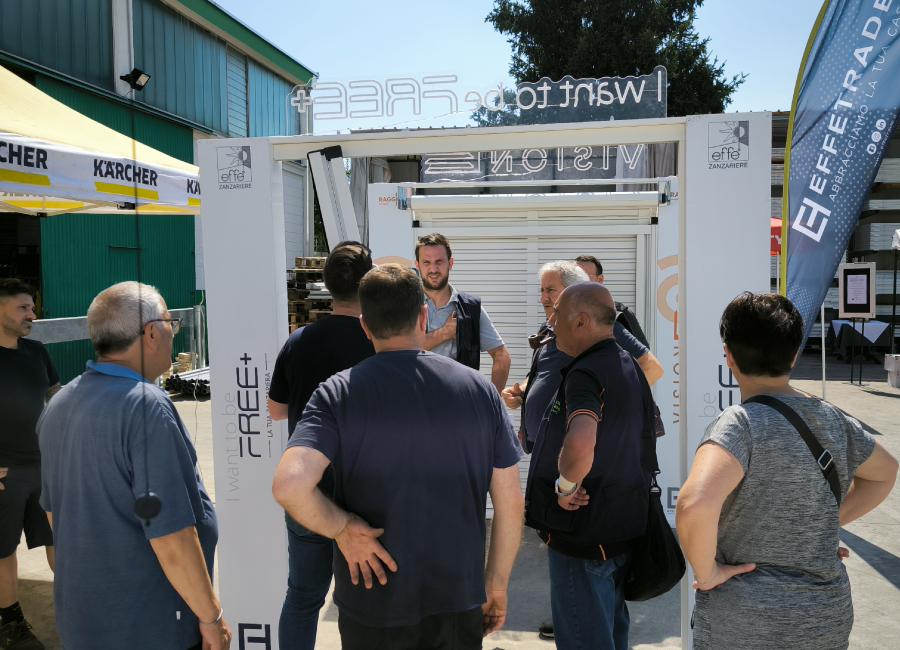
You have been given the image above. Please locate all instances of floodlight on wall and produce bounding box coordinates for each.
[120,68,151,91]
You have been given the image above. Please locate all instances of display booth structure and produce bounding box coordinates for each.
[198,113,771,650]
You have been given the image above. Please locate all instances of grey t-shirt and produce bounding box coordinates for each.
[38,362,217,650]
[693,396,874,650]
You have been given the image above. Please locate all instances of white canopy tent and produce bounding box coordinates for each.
[0,64,200,217]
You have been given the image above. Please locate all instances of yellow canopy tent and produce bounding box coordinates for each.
[0,64,200,217]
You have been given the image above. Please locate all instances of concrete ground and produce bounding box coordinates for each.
[19,351,900,649]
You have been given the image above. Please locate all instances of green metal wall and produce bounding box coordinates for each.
[36,75,194,163]
[35,75,197,382]
[0,0,114,90]
[248,58,301,137]
[133,0,228,134]
[41,213,195,382]
[226,46,248,137]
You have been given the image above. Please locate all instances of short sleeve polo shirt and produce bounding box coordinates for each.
[38,362,217,650]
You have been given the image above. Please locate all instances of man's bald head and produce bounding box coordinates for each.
[552,282,616,357]
[559,282,616,328]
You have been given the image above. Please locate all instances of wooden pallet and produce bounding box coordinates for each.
[287,288,311,301]
[288,309,331,324]
[289,269,324,282]
[295,256,326,268]
[288,298,332,312]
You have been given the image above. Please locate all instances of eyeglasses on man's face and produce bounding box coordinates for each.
[147,318,182,335]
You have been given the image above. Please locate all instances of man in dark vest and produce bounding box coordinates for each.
[525,282,653,650]
[416,233,510,393]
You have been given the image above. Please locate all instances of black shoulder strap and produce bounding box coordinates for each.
[743,395,842,506]
[626,354,659,476]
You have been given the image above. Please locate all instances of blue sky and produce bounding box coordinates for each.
[213,0,824,131]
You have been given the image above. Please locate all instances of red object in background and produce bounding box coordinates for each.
[771,218,782,255]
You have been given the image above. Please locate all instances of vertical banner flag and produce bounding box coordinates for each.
[783,0,900,342]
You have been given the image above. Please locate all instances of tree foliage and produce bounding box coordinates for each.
[483,0,746,118]
[470,89,522,127]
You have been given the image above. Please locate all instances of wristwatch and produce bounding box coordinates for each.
[555,478,579,497]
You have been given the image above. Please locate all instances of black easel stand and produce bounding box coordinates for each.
[892,249,897,357]
[846,318,867,386]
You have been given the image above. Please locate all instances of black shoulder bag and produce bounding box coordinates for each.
[624,357,686,602]
[742,395,842,505]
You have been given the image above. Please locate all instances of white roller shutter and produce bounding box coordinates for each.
[283,162,306,268]
[412,196,655,511]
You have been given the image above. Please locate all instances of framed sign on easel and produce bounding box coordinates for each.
[838,262,876,385]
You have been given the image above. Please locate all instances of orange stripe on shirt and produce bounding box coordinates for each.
[567,409,600,426]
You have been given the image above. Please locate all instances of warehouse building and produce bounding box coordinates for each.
[0,0,316,380]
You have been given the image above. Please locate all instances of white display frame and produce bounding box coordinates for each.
[198,113,771,650]
[838,262,877,320]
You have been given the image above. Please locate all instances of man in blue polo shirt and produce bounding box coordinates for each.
[273,264,525,650]
[38,282,230,650]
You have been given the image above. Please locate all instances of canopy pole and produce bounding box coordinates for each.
[892,250,897,357]
[821,301,826,401]
[776,254,780,295]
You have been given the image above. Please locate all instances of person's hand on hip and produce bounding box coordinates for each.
[693,561,756,591]
[481,584,508,636]
[199,616,231,650]
[336,513,398,588]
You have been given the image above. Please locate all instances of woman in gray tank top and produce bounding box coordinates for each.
[675,292,897,650]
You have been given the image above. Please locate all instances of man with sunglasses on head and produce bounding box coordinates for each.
[38,282,229,650]
[0,279,59,650]
[268,241,375,650]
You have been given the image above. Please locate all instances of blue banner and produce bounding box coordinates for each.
[783,0,900,343]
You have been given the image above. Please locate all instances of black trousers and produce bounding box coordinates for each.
[339,608,483,650]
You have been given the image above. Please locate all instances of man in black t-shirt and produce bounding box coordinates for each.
[273,265,524,650]
[526,282,651,650]
[0,279,60,649]
[268,243,375,650]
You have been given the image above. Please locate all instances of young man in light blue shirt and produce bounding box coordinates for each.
[415,233,510,393]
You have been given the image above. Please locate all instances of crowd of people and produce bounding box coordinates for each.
[0,231,895,650]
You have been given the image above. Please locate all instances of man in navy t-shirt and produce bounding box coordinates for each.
[268,242,375,650]
[273,264,525,650]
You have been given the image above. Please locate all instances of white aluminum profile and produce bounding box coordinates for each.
[307,146,360,249]
[405,191,660,213]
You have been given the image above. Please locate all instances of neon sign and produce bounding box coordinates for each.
[290,67,667,125]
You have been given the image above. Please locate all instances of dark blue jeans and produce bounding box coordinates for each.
[548,548,631,650]
[278,515,334,650]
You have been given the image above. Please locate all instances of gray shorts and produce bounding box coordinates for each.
[0,463,53,558]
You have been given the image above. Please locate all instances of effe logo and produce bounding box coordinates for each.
[238,623,271,649]
[708,121,750,168]
[217,146,252,189]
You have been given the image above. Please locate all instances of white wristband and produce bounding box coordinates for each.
[557,475,577,493]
